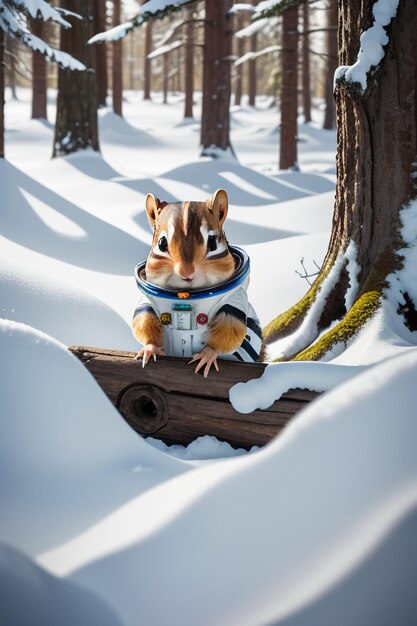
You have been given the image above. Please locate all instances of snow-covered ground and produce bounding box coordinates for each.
[1,89,416,625]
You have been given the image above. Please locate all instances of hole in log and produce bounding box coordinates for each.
[117,384,169,434]
[134,396,158,419]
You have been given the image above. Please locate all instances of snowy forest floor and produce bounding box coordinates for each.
[1,89,416,626]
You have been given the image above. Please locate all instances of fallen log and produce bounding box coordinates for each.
[69,346,319,449]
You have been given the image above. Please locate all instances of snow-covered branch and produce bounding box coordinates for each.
[0,0,86,70]
[148,39,182,59]
[89,0,195,44]
[235,44,281,65]
[253,0,301,20]
[228,3,256,15]
[235,16,279,38]
[5,0,72,27]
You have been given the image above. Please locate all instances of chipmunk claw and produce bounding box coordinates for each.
[189,346,219,378]
[135,344,166,367]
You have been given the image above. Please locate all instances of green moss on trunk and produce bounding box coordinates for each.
[291,291,381,362]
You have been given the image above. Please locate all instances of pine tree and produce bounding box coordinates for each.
[30,17,47,119]
[200,0,233,155]
[112,0,123,116]
[94,0,108,107]
[264,0,417,362]
[53,0,99,157]
[323,0,337,130]
[0,0,85,159]
[279,3,298,169]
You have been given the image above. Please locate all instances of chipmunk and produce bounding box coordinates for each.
[132,189,264,377]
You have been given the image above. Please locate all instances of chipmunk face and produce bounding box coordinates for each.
[144,189,235,289]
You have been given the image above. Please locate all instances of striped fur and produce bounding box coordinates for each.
[144,190,235,289]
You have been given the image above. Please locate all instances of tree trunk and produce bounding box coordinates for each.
[279,4,298,170]
[234,14,244,106]
[264,0,417,362]
[30,18,48,119]
[53,0,99,157]
[6,36,18,101]
[301,0,311,123]
[200,0,233,155]
[0,29,4,159]
[94,0,108,108]
[174,45,181,93]
[112,0,123,116]
[184,6,194,118]
[143,18,153,100]
[129,31,135,90]
[163,53,169,104]
[248,32,257,107]
[323,0,338,130]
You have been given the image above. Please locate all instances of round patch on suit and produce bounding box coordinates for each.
[196,313,209,326]
[160,312,172,325]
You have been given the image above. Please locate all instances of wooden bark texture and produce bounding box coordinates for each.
[248,32,257,107]
[200,0,233,152]
[53,0,99,156]
[326,0,417,294]
[143,19,152,100]
[184,6,194,118]
[234,14,244,107]
[30,18,48,119]
[69,346,319,449]
[112,0,123,116]
[323,0,337,130]
[94,0,108,108]
[302,0,311,123]
[279,4,298,169]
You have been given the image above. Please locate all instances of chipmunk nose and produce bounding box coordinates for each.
[176,263,195,282]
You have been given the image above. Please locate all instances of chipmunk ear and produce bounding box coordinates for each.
[210,189,228,228]
[145,193,167,229]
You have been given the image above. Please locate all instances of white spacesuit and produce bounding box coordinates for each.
[133,247,262,361]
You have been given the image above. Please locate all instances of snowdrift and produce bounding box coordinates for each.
[1,317,410,626]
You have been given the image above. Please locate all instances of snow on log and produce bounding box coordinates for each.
[69,345,319,450]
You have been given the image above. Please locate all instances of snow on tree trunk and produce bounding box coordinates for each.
[264,0,417,361]
[248,31,257,107]
[200,0,233,156]
[143,18,153,100]
[53,0,99,157]
[0,28,4,159]
[301,0,311,123]
[323,0,337,130]
[279,3,298,170]
[184,6,194,118]
[30,18,48,120]
[94,0,108,108]
[112,0,123,116]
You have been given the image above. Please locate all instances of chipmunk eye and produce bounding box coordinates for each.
[158,236,168,253]
[207,234,217,252]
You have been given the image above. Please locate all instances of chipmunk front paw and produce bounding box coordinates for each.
[188,346,219,378]
[135,344,166,368]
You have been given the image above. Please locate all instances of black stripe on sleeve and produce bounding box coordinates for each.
[217,304,247,325]
[240,338,259,361]
[246,317,263,339]
[233,351,245,362]
[133,304,157,320]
